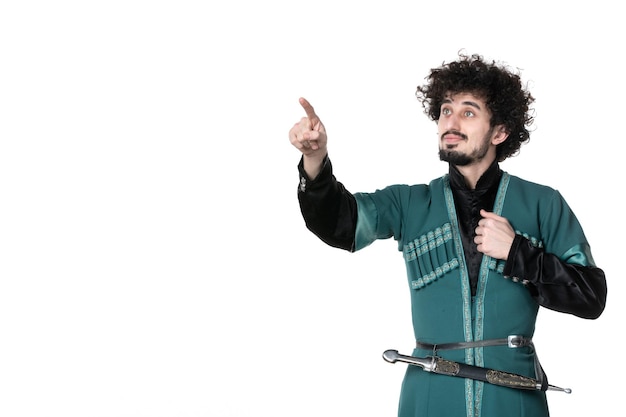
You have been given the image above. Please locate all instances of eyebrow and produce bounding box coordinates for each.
[442,97,482,110]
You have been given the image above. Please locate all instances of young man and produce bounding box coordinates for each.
[288,53,607,417]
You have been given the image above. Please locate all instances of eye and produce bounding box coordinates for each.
[464,110,475,117]
[441,108,451,115]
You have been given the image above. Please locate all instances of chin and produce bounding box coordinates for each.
[439,150,472,166]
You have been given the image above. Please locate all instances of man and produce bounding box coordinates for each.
[288,53,607,417]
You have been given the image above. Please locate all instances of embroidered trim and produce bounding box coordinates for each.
[473,172,510,417]
[404,223,460,289]
[485,258,506,274]
[410,258,460,289]
[441,175,476,417]
[404,223,453,260]
[516,231,544,248]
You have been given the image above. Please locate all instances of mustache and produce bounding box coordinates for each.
[441,130,468,141]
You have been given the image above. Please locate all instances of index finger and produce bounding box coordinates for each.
[299,97,320,123]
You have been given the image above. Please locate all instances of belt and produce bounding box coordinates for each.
[415,335,548,390]
[415,335,533,351]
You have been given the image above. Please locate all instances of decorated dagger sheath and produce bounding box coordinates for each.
[382,349,571,393]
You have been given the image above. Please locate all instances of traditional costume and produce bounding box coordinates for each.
[297,156,606,417]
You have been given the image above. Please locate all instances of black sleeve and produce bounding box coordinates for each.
[297,156,357,251]
[503,235,607,319]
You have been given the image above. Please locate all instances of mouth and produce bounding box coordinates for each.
[441,130,467,143]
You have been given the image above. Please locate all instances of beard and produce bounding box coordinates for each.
[438,127,494,166]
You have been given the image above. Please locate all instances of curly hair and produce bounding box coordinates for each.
[415,53,535,162]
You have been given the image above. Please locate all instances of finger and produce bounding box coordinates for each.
[480,209,502,221]
[290,127,320,150]
[299,97,320,124]
[303,130,321,141]
[289,127,307,149]
[289,118,311,140]
[291,136,311,151]
[289,123,304,146]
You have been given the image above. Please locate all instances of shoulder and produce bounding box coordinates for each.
[504,173,576,223]
[359,176,445,199]
[352,177,445,214]
[506,173,555,191]
[505,173,563,200]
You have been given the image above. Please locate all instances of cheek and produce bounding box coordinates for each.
[436,120,446,134]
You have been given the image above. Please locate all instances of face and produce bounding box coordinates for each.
[437,92,504,166]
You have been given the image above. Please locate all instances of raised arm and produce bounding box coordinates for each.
[289,98,357,251]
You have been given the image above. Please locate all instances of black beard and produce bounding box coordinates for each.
[439,149,474,166]
[438,126,495,166]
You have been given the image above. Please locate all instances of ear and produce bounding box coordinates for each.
[491,125,509,145]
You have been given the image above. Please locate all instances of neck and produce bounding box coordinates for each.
[454,157,496,190]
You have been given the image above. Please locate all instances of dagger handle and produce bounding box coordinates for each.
[434,358,540,390]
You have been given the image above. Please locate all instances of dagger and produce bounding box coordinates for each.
[382,349,571,393]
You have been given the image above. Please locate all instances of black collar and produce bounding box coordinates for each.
[448,160,502,192]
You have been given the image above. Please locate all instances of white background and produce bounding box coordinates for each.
[1,1,622,416]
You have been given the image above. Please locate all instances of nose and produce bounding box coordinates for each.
[439,112,459,132]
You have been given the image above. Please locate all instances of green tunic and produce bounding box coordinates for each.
[353,172,596,417]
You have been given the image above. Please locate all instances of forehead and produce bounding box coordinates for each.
[442,92,488,108]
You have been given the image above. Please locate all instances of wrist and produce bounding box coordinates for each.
[303,152,327,180]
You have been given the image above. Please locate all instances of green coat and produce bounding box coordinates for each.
[353,172,596,417]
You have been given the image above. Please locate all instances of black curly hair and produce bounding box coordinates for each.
[415,53,535,162]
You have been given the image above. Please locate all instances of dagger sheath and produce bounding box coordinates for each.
[433,357,539,390]
[382,349,571,393]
